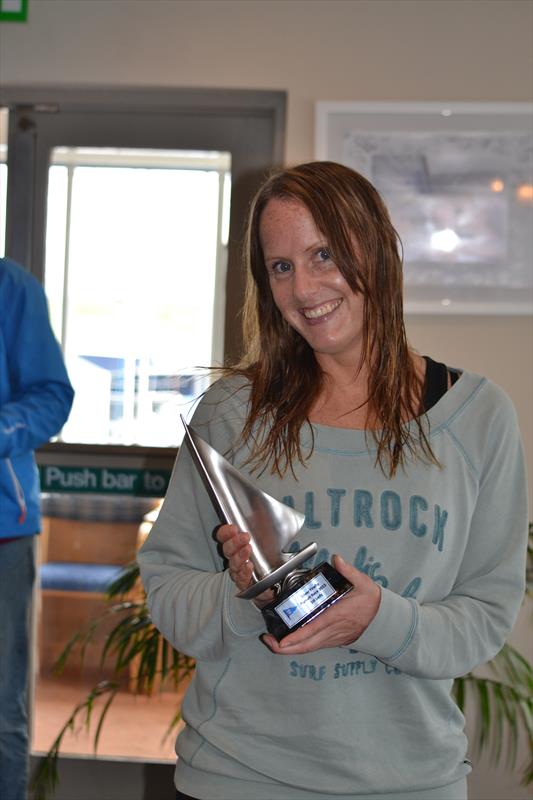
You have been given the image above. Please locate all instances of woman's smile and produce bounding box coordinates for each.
[301,297,344,322]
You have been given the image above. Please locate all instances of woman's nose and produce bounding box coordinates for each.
[292,265,318,302]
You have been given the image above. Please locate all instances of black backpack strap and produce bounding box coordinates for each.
[422,356,449,412]
[449,368,460,386]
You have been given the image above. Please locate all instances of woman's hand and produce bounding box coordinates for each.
[261,554,381,654]
[216,524,274,606]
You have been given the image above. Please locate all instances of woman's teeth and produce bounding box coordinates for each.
[302,298,342,320]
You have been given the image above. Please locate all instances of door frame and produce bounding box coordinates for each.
[0,85,286,363]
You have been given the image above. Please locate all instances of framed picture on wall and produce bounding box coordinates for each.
[315,102,533,314]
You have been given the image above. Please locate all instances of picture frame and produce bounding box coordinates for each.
[315,102,533,314]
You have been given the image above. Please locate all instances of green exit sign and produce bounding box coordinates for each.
[0,0,28,22]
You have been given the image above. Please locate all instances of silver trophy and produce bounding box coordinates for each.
[181,416,352,639]
[181,416,317,599]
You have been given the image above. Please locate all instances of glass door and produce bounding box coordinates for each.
[1,87,285,782]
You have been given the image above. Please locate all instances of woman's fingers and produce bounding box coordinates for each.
[261,559,381,654]
[215,524,254,592]
[224,534,252,565]
[216,523,241,546]
[214,525,274,603]
[217,524,249,558]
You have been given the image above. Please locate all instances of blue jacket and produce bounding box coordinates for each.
[0,258,74,538]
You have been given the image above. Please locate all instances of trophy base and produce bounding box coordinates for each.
[261,562,353,641]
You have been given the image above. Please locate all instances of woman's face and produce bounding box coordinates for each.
[259,197,365,369]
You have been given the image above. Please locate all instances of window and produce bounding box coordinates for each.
[1,87,286,379]
[44,147,231,446]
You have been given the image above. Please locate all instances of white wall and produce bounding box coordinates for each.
[1,0,531,495]
[1,1,532,797]
[1,0,532,161]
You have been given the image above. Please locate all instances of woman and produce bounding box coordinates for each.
[138,162,528,800]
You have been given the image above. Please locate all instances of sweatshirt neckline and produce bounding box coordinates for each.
[307,370,485,454]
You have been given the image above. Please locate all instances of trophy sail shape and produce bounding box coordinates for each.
[181,416,317,599]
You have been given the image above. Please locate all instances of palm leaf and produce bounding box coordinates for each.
[454,653,533,783]
[31,561,193,800]
[31,681,119,800]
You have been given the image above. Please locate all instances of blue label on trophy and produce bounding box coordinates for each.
[274,572,336,629]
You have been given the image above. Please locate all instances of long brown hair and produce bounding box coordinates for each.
[233,161,435,478]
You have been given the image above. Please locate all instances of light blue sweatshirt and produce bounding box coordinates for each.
[139,370,528,799]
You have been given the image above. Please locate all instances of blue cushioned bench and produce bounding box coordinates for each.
[40,562,123,593]
[37,495,156,678]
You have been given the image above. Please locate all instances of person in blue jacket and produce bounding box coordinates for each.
[0,257,74,800]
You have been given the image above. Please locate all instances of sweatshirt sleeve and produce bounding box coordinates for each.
[0,264,74,457]
[138,383,265,662]
[354,388,529,679]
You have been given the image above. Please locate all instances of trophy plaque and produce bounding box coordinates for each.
[181,417,353,640]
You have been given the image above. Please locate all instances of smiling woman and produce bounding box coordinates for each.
[240,161,429,475]
[138,161,529,800]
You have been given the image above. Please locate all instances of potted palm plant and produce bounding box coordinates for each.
[31,526,533,799]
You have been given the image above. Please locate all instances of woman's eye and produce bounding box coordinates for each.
[272,261,291,274]
[318,248,331,261]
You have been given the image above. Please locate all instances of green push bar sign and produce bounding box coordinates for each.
[39,465,171,497]
[0,0,28,22]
